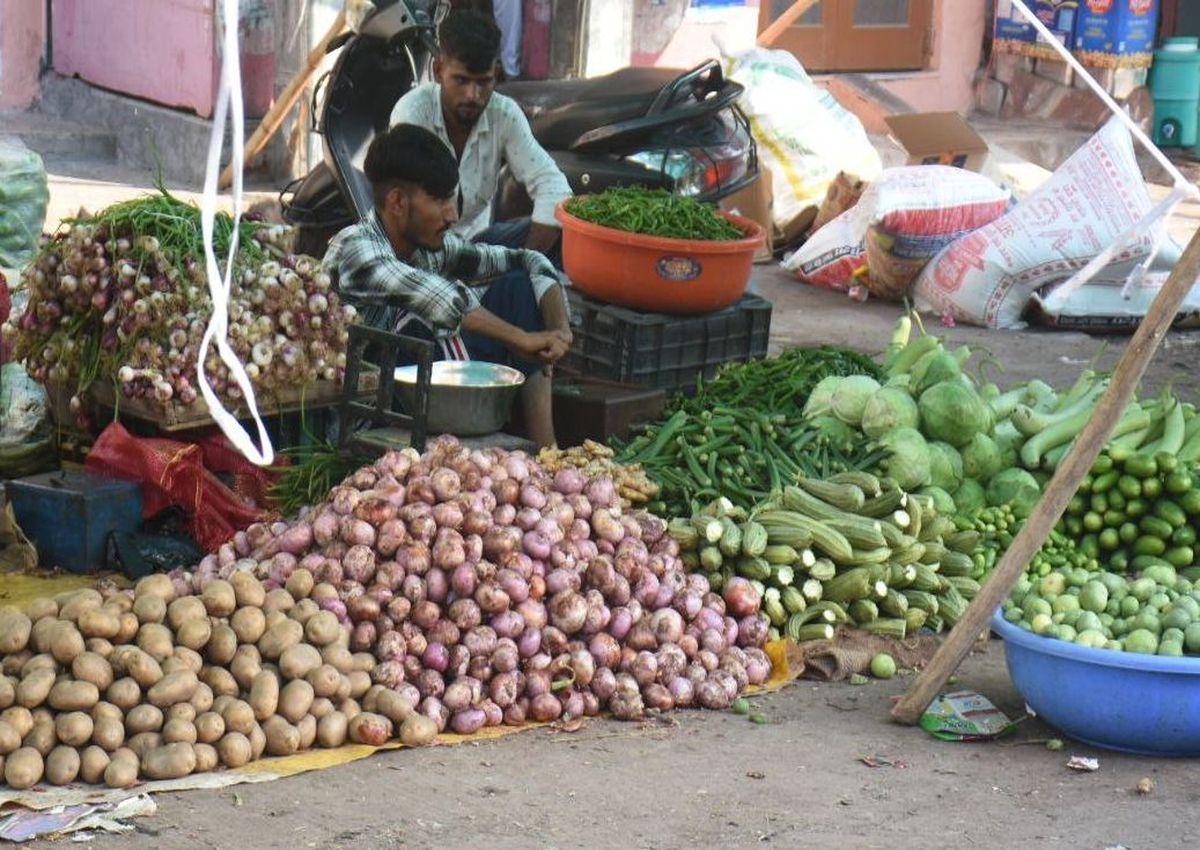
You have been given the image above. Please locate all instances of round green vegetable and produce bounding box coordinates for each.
[869,653,897,679]
[861,386,920,440]
[953,479,987,517]
[879,427,931,491]
[961,433,1002,481]
[986,468,1042,517]
[928,441,964,491]
[831,375,883,427]
[918,380,993,448]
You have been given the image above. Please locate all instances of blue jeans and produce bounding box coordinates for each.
[474,217,563,270]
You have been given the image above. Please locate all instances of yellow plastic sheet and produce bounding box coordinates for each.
[0,572,102,611]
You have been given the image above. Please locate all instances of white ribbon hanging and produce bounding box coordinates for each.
[1009,1,1199,305]
[197,0,275,467]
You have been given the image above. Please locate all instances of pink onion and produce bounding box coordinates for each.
[529,693,561,722]
[491,639,519,673]
[422,642,449,673]
[517,627,542,659]
[668,677,694,707]
[490,610,526,640]
[372,660,406,688]
[420,696,449,732]
[607,607,634,641]
[642,683,674,711]
[375,629,407,661]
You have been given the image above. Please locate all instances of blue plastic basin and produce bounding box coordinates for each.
[992,610,1200,757]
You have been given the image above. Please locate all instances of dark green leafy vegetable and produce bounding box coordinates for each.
[566,186,743,241]
[269,440,357,516]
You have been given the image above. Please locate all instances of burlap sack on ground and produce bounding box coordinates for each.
[796,626,942,681]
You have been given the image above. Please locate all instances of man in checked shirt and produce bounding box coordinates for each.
[322,123,572,449]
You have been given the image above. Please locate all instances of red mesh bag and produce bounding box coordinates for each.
[85,422,278,552]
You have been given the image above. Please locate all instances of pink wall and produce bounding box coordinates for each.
[881,0,987,113]
[51,0,217,118]
[0,0,46,110]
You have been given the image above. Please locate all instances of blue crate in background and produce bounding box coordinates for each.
[7,470,143,573]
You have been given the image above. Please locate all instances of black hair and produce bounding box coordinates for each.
[363,123,458,209]
[438,9,500,74]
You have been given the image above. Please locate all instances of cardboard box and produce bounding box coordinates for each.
[994,0,1038,54]
[1034,0,1080,50]
[883,112,991,172]
[1073,0,1159,70]
[720,164,774,263]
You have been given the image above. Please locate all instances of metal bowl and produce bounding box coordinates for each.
[394,360,525,437]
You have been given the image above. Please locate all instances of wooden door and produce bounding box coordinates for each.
[757,0,935,73]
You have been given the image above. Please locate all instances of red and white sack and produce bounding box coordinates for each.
[913,117,1172,329]
[783,166,1011,298]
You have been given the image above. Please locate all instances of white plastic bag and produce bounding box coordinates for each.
[1029,271,1200,332]
[913,118,1171,329]
[723,47,881,232]
[782,166,1012,299]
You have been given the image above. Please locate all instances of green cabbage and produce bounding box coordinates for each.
[986,468,1042,517]
[861,387,919,440]
[803,376,841,418]
[953,479,987,517]
[961,433,1002,480]
[879,427,931,491]
[918,486,957,517]
[910,349,961,395]
[808,415,857,450]
[918,380,993,448]
[991,419,1023,470]
[927,441,963,492]
[830,375,882,426]
[0,142,49,269]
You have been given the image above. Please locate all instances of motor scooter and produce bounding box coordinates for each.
[281,0,758,256]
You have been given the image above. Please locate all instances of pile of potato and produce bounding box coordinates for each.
[0,570,436,790]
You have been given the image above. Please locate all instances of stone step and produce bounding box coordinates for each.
[0,111,117,163]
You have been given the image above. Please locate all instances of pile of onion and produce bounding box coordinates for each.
[186,437,770,732]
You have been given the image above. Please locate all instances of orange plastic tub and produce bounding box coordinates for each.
[555,201,765,315]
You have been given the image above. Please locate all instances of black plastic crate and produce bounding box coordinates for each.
[562,289,772,393]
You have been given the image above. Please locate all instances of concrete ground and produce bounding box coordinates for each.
[11,148,1200,850]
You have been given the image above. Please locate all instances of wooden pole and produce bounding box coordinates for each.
[219,10,348,190]
[757,0,819,48]
[891,224,1200,725]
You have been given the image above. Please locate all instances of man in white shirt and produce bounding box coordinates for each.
[390,9,571,264]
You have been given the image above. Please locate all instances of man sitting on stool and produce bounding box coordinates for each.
[322,123,571,448]
[391,9,570,265]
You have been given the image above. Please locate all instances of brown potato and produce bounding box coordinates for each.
[166,597,207,632]
[135,574,176,603]
[221,699,256,736]
[280,644,322,681]
[338,698,361,721]
[136,623,174,663]
[84,638,114,658]
[141,742,197,779]
[334,673,352,702]
[0,608,32,654]
[127,649,165,688]
[79,745,110,783]
[162,718,198,745]
[194,712,225,744]
[17,667,56,708]
[193,742,218,773]
[23,715,57,756]
[200,580,237,617]
[91,701,124,724]
[348,712,393,746]
[297,714,317,750]
[248,723,266,760]
[316,711,348,748]
[257,620,303,660]
[361,685,385,713]
[20,652,58,678]
[172,646,204,675]
[26,598,59,623]
[321,645,354,673]
[399,714,437,748]
[166,702,198,724]
[263,588,295,614]
[4,746,44,789]
[230,572,265,608]
[216,731,252,768]
[78,607,121,640]
[104,594,133,614]
[284,569,315,601]
[0,720,20,755]
[188,682,214,714]
[308,697,334,720]
[54,711,93,746]
[306,665,343,699]
[211,695,236,717]
[230,607,267,645]
[125,704,164,734]
[262,716,300,756]
[106,677,142,711]
[126,731,163,760]
[230,652,262,692]
[0,675,14,711]
[200,666,239,698]
[278,680,314,724]
[287,598,319,626]
[263,610,289,632]
[72,652,114,690]
[3,650,32,677]
[58,589,103,622]
[304,612,342,648]
[160,656,190,676]
[206,625,238,667]
[147,670,199,708]
[92,716,125,752]
[47,680,100,712]
[351,652,377,673]
[346,670,372,699]
[375,690,414,725]
[1,706,34,739]
[30,617,60,654]
[45,744,80,785]
[249,671,279,721]
[176,618,213,652]
[132,593,167,625]
[115,612,140,645]
[104,749,140,788]
[49,624,85,665]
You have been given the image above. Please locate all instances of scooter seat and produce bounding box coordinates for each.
[499,67,683,149]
